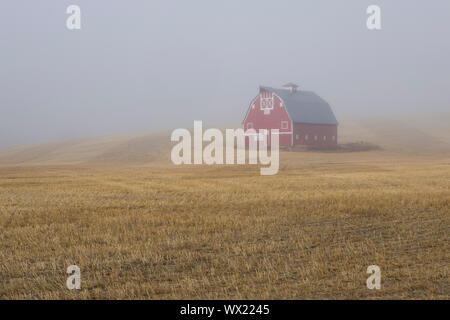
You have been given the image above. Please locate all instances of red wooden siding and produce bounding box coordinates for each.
[293,123,337,146]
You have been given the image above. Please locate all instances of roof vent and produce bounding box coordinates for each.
[282,82,299,93]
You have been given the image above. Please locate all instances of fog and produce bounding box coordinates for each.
[1,0,449,147]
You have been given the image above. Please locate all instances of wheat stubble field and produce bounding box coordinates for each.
[0,148,449,299]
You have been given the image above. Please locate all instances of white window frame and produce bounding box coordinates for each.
[281,121,289,130]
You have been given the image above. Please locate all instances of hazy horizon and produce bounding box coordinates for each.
[1,0,449,148]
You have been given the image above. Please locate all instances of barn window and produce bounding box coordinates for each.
[260,93,274,110]
[314,135,318,141]
[323,136,326,141]
[305,135,308,140]
[247,122,253,130]
[281,121,289,129]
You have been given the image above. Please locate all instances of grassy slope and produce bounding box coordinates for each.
[0,116,449,165]
[0,117,449,299]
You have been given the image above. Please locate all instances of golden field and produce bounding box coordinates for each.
[0,118,449,299]
[0,151,449,299]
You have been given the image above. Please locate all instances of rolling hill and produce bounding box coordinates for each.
[0,117,449,165]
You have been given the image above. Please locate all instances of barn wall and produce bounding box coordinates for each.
[293,123,338,146]
[243,91,293,147]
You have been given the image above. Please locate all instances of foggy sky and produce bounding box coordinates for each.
[1,0,449,147]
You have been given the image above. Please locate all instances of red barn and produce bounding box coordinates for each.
[243,83,338,147]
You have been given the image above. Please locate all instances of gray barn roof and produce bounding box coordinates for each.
[244,86,338,125]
